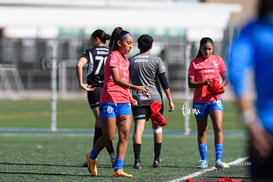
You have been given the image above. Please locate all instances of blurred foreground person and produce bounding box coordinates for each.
[188,37,228,169]
[129,34,175,169]
[229,0,273,181]
[76,29,115,167]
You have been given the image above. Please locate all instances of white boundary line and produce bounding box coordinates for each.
[167,157,249,182]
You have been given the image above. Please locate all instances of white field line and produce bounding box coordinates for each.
[167,157,249,182]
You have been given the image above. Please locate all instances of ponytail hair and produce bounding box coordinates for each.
[195,37,214,59]
[91,29,111,44]
[109,27,131,53]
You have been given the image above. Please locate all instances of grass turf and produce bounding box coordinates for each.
[0,133,249,182]
[0,99,249,181]
[0,99,244,131]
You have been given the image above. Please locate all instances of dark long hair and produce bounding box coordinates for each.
[195,37,214,59]
[109,27,130,53]
[91,29,110,44]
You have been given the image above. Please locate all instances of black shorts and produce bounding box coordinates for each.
[249,132,273,178]
[132,104,164,121]
[87,87,102,109]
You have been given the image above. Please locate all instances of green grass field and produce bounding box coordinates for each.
[0,99,244,131]
[0,99,250,181]
[0,133,249,182]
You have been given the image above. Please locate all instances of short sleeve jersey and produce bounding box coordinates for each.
[229,20,273,130]
[100,51,130,103]
[188,55,227,102]
[129,53,166,106]
[81,46,109,87]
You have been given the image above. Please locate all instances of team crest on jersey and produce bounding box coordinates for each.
[213,61,218,68]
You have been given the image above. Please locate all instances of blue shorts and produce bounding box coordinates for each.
[192,99,224,119]
[99,102,132,118]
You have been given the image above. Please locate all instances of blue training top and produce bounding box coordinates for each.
[228,18,273,131]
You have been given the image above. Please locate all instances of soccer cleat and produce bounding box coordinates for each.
[112,169,133,178]
[222,162,230,168]
[133,160,142,169]
[197,160,208,169]
[215,160,230,169]
[87,153,97,176]
[153,160,160,168]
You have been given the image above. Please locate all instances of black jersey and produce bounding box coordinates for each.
[81,46,109,87]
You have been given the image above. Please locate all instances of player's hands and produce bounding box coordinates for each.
[137,85,148,91]
[81,83,96,91]
[205,78,212,85]
[138,85,151,98]
[129,96,138,106]
[219,82,225,89]
[168,101,175,112]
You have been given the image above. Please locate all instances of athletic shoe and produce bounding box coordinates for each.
[85,155,115,168]
[133,160,142,169]
[87,153,97,176]
[112,169,133,178]
[82,161,88,167]
[215,160,230,169]
[197,160,208,169]
[153,160,160,168]
[222,162,230,168]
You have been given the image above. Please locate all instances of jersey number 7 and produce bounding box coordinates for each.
[94,56,107,75]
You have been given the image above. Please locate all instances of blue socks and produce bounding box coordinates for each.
[198,143,207,161]
[215,144,223,161]
[114,158,124,172]
[89,149,99,160]
[198,143,223,161]
[89,150,124,172]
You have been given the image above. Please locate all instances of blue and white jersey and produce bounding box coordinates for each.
[228,19,273,130]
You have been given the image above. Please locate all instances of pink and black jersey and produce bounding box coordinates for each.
[100,51,130,103]
[188,55,227,102]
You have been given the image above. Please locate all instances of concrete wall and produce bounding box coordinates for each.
[202,0,258,26]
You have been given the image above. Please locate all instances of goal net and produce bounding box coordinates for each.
[0,64,24,99]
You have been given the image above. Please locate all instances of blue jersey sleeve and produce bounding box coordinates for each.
[228,33,254,97]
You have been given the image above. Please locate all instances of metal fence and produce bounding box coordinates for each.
[0,28,254,101]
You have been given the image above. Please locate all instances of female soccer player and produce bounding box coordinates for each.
[188,37,228,169]
[229,0,273,180]
[86,27,148,178]
[129,34,175,169]
[76,29,115,167]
